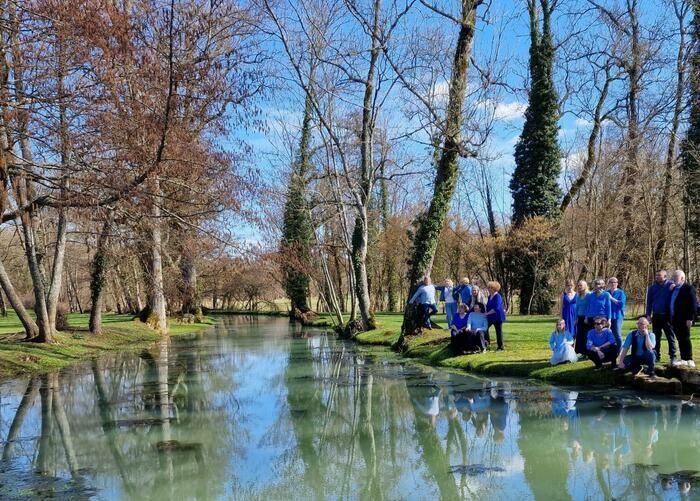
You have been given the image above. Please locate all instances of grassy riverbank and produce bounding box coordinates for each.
[353,313,700,387]
[0,312,215,379]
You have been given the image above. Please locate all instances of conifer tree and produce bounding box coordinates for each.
[509,0,562,314]
[281,87,314,316]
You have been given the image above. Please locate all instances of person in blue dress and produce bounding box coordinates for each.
[561,279,577,336]
[574,280,590,354]
[607,277,627,348]
[550,319,577,365]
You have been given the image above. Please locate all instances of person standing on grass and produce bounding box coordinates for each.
[586,316,618,369]
[561,279,577,337]
[585,279,611,328]
[646,270,677,364]
[436,279,458,326]
[470,284,487,309]
[454,277,473,309]
[616,317,656,378]
[575,280,591,355]
[485,281,506,351]
[670,270,698,368]
[408,276,438,329]
[607,277,626,348]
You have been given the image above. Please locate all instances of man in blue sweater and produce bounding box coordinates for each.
[586,316,618,368]
[646,270,676,364]
[617,317,657,378]
[585,279,611,326]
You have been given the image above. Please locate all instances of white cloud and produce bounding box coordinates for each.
[575,117,593,127]
[493,101,527,121]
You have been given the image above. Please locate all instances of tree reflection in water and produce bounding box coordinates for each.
[0,317,698,500]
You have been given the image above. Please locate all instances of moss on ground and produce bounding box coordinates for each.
[0,313,215,379]
[355,313,699,387]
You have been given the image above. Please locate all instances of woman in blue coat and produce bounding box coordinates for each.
[485,281,506,351]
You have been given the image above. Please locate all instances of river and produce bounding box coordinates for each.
[0,316,698,500]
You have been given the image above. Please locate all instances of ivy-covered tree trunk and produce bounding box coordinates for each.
[509,0,561,314]
[89,215,114,335]
[281,70,314,321]
[400,0,481,342]
[682,1,700,275]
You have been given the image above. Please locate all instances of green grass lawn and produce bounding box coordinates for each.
[355,313,700,387]
[0,312,216,379]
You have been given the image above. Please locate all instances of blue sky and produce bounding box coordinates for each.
[231,0,679,246]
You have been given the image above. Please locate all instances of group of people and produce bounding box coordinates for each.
[551,269,698,377]
[408,269,698,376]
[408,276,506,352]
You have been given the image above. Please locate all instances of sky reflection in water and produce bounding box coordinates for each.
[0,316,699,500]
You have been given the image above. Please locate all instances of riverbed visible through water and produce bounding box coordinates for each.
[0,316,699,500]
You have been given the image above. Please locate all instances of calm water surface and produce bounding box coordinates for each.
[0,316,699,500]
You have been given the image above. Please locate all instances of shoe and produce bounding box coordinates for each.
[688,360,696,369]
[680,360,689,366]
[671,358,682,367]
[496,348,504,352]
[648,373,657,381]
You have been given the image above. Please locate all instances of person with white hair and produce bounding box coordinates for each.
[670,270,698,367]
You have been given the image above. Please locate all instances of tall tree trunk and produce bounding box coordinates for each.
[149,178,168,332]
[90,214,114,335]
[46,40,70,335]
[349,0,382,331]
[655,1,688,267]
[401,0,480,340]
[615,0,641,286]
[179,249,198,314]
[0,257,38,338]
[36,374,54,475]
[0,289,5,317]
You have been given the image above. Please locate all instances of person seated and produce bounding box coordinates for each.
[549,319,577,365]
[616,317,657,378]
[465,302,488,352]
[408,276,438,329]
[449,304,470,353]
[586,316,619,369]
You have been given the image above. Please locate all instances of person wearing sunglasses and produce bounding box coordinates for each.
[586,316,619,369]
[584,279,611,329]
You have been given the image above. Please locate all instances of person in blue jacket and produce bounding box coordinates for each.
[408,276,437,329]
[485,281,506,351]
[585,279,611,325]
[454,277,473,308]
[607,277,626,348]
[646,270,676,363]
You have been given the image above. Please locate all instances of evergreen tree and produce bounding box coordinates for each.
[281,89,314,315]
[681,1,700,253]
[509,0,562,314]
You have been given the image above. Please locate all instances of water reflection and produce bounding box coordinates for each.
[0,316,698,500]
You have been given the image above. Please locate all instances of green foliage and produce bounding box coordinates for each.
[146,312,161,330]
[281,91,314,313]
[510,1,562,314]
[511,2,562,224]
[681,2,700,241]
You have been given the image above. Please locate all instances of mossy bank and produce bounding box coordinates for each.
[0,312,215,379]
[353,313,700,392]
